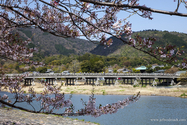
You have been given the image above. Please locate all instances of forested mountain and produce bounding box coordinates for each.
[90,33,127,56]
[14,27,96,56]
[90,30,187,58]
[15,28,187,59]
[3,29,187,74]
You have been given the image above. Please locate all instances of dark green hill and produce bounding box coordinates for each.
[90,34,127,56]
[15,27,96,56]
[14,28,187,59]
[90,30,187,59]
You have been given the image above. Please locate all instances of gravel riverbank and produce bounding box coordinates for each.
[0,108,98,125]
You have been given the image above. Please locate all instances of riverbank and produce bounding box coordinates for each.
[12,81,187,98]
[0,108,98,125]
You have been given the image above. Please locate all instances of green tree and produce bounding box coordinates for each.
[44,56,56,65]
[81,60,91,72]
[29,66,36,72]
[93,60,105,73]
[68,60,80,73]
[51,60,61,65]
[146,65,154,73]
[37,67,47,73]
[132,68,140,73]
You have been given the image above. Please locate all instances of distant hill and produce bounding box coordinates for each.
[90,30,187,58]
[90,34,127,56]
[14,27,96,56]
[14,28,187,59]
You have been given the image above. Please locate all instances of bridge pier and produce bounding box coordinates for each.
[65,78,76,86]
[156,78,173,86]
[122,78,134,85]
[19,73,179,87]
[24,78,33,86]
[104,77,116,85]
[134,78,154,86]
[32,78,35,86]
[46,78,55,85]
[85,78,97,85]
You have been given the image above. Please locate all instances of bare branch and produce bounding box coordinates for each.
[80,0,187,17]
[175,0,181,12]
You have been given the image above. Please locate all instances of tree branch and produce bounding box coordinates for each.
[80,0,187,17]
[175,0,181,12]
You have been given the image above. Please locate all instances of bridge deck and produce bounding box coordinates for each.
[4,73,181,79]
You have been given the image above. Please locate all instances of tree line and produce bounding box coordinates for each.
[1,53,174,74]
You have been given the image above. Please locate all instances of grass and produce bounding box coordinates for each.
[142,84,147,88]
[72,118,100,125]
[102,90,107,95]
[133,85,139,87]
[93,122,101,125]
[53,114,64,117]
[119,89,125,92]
[180,93,187,97]
[119,86,125,88]
[70,91,75,94]
[173,89,187,93]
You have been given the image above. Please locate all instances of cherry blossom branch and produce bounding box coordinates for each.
[0,88,140,117]
[80,0,187,17]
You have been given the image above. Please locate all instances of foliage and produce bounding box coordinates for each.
[132,68,140,73]
[51,60,61,66]
[16,27,96,56]
[55,44,75,56]
[36,66,47,73]
[1,52,174,73]
[80,55,105,72]
[68,60,81,73]
[165,67,179,73]
[146,65,154,73]
[27,43,36,49]
[81,60,91,72]
[180,93,187,97]
[29,66,36,72]
[178,73,187,82]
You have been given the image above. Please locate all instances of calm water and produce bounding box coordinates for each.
[1,91,187,125]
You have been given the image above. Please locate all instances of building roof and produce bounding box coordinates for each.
[135,66,147,70]
[176,71,187,75]
[154,70,165,73]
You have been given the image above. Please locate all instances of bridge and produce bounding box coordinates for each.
[4,73,183,86]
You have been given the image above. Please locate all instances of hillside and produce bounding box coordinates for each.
[15,27,96,56]
[14,28,187,59]
[90,30,187,58]
[90,34,126,56]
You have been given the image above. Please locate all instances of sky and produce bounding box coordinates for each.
[120,0,187,33]
[25,0,187,38]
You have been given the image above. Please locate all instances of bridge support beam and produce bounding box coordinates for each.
[46,78,55,85]
[65,78,76,86]
[24,78,33,86]
[85,78,97,85]
[104,77,116,85]
[122,78,134,85]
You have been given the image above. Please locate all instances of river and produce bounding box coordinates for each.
[0,92,187,125]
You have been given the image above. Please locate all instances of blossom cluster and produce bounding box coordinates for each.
[77,92,140,117]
